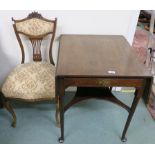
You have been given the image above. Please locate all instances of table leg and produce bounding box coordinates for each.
[55,96,60,128]
[121,88,143,142]
[0,92,3,108]
[57,96,64,143]
[55,77,65,143]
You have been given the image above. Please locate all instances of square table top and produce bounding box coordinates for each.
[56,35,152,78]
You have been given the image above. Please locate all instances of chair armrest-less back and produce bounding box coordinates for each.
[12,12,57,65]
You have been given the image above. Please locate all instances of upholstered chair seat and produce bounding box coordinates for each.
[2,62,55,100]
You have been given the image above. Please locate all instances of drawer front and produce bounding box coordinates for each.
[64,77,144,88]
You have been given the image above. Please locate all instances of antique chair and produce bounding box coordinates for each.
[1,12,57,127]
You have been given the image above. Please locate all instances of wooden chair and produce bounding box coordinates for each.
[1,12,57,127]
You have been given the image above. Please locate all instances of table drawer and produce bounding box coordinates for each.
[64,77,145,87]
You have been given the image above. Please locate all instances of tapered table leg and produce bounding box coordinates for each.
[121,88,143,142]
[55,96,60,128]
[57,96,64,143]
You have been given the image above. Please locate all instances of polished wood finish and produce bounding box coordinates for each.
[56,35,151,77]
[63,78,144,87]
[56,35,153,143]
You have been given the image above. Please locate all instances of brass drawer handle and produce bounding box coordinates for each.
[98,80,110,86]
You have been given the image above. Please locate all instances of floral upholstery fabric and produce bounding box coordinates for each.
[2,62,55,100]
[16,18,54,36]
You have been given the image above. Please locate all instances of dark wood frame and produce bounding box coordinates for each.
[55,35,153,143]
[1,12,57,127]
[12,11,57,65]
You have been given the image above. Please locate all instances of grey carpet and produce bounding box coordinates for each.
[0,92,155,144]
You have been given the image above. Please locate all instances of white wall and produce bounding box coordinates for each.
[0,10,139,86]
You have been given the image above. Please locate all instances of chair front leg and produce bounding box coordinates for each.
[1,92,16,128]
[3,101,16,128]
[0,93,16,128]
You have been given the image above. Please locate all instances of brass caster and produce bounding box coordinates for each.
[121,137,127,142]
[58,137,64,143]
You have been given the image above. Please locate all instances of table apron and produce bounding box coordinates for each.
[63,77,145,88]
